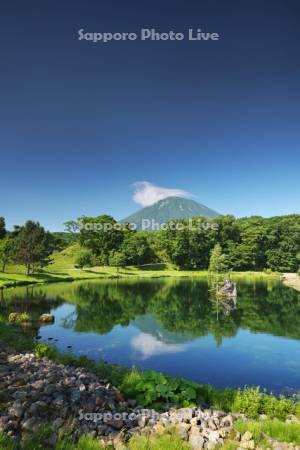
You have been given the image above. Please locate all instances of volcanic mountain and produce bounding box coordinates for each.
[121,196,219,230]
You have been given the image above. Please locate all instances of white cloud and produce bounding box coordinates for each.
[131,333,185,359]
[133,181,190,207]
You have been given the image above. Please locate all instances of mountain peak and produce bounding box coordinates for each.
[122,196,219,231]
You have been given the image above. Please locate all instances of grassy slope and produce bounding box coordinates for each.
[0,243,280,289]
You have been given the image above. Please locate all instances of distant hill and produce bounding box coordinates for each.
[121,196,219,231]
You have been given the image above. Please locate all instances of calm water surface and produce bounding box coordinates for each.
[2,278,300,393]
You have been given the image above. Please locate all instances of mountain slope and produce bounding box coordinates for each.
[121,196,219,230]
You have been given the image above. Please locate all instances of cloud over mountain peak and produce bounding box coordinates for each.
[133,181,190,207]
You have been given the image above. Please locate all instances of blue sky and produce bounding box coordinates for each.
[0,0,300,230]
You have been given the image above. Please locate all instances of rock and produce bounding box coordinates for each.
[176,424,189,440]
[53,418,64,428]
[31,380,44,390]
[177,408,194,422]
[220,414,234,427]
[137,415,147,428]
[95,396,103,407]
[12,390,27,401]
[190,425,201,435]
[97,425,109,435]
[0,347,260,449]
[22,418,39,432]
[286,414,299,424]
[236,431,242,441]
[208,419,217,430]
[127,399,137,407]
[153,423,165,434]
[200,419,208,429]
[189,434,205,449]
[260,414,268,421]
[7,420,19,431]
[219,428,231,438]
[208,430,221,443]
[242,431,254,442]
[44,384,56,395]
[0,416,9,432]
[106,419,124,430]
[39,314,55,323]
[10,401,24,418]
[190,417,200,426]
[240,440,255,449]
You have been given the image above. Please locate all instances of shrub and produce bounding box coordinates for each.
[8,312,30,323]
[34,343,57,359]
[232,387,296,420]
[121,370,199,409]
[232,387,264,418]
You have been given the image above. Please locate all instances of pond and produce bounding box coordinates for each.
[2,277,300,394]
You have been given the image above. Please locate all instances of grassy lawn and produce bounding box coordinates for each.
[0,271,74,288]
[0,243,280,289]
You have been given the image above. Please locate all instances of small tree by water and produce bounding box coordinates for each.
[209,244,228,273]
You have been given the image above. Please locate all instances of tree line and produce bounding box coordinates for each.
[1,213,300,274]
[66,214,300,273]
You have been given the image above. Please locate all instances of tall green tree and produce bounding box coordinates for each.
[118,232,153,265]
[79,215,124,265]
[109,250,127,275]
[0,237,14,272]
[0,217,6,239]
[14,221,54,275]
[209,243,228,273]
[75,249,93,269]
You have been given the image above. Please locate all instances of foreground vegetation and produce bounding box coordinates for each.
[1,316,300,449]
[235,419,300,446]
[3,414,300,450]
[1,316,299,420]
[0,428,197,450]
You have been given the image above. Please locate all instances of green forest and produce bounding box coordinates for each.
[1,213,300,274]
[70,214,300,272]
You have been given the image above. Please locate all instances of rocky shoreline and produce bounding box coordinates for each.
[0,348,299,450]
